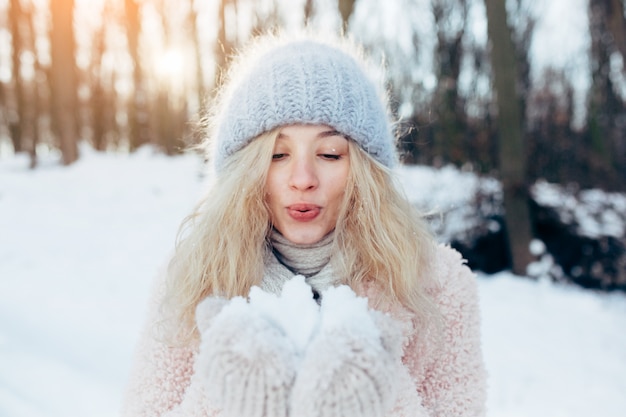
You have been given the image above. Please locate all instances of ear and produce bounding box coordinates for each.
[195,296,229,332]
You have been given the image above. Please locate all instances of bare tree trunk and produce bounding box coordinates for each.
[485,0,533,275]
[89,18,110,151]
[10,0,40,165]
[0,79,6,143]
[214,0,229,88]
[432,0,468,166]
[9,0,25,153]
[49,0,78,164]
[151,0,187,154]
[125,0,150,150]
[588,0,626,188]
[189,0,206,109]
[605,0,626,60]
[304,0,314,26]
[24,4,40,168]
[338,0,355,32]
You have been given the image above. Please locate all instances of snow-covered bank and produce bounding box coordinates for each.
[1,148,625,417]
[480,273,626,417]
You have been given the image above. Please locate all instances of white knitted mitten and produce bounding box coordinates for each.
[194,296,298,417]
[195,296,229,331]
[290,286,402,417]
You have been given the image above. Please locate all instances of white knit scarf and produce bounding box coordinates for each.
[259,230,340,300]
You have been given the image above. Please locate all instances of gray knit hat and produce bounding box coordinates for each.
[211,35,397,172]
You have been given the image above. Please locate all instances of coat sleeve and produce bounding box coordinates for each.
[120,275,220,417]
[404,245,487,417]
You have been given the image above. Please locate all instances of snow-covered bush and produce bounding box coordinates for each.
[397,165,626,291]
[530,181,626,290]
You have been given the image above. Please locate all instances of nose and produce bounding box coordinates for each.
[288,156,319,191]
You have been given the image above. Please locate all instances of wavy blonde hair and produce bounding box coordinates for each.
[161,130,276,343]
[161,128,439,344]
[335,141,438,312]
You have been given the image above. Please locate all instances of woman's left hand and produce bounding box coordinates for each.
[289,286,404,417]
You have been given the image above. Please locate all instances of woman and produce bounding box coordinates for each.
[122,32,486,417]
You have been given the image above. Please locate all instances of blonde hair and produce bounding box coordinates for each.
[334,141,438,318]
[161,129,439,344]
[161,130,278,342]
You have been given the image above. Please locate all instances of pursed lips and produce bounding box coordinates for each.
[287,203,321,221]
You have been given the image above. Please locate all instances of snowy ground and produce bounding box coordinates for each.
[1,147,625,417]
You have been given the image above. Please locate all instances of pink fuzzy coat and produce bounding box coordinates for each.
[121,245,486,416]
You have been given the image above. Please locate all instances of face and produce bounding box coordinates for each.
[265,124,350,245]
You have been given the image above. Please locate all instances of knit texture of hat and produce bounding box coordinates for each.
[212,37,397,172]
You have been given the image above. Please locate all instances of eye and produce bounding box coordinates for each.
[320,154,341,160]
[272,153,287,160]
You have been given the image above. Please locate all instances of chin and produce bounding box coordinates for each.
[283,229,325,245]
[287,235,321,245]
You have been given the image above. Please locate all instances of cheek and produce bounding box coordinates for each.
[264,172,282,214]
[265,169,279,198]
[339,163,350,187]
[265,192,279,225]
[329,166,350,205]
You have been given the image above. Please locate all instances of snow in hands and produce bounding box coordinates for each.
[195,276,397,417]
[211,276,382,356]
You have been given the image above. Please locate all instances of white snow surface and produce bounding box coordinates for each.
[1,147,625,417]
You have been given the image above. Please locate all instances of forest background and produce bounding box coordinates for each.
[1,0,625,288]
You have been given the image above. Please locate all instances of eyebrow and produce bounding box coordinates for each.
[318,129,343,138]
[277,129,346,139]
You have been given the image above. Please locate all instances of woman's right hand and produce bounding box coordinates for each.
[194,296,298,417]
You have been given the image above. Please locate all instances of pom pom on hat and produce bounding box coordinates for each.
[210,33,397,173]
